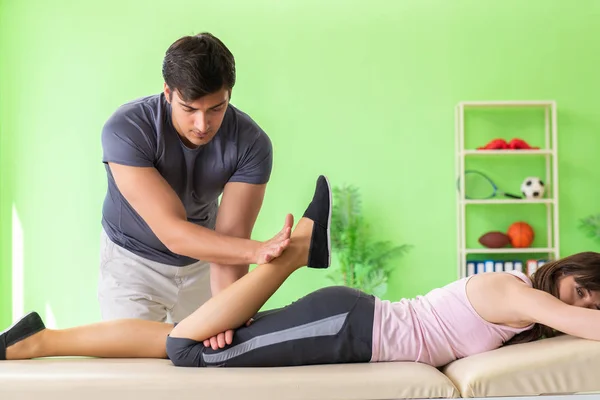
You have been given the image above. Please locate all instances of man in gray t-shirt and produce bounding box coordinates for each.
[98,32,292,349]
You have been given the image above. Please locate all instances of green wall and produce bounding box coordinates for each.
[1,0,599,328]
[0,0,12,328]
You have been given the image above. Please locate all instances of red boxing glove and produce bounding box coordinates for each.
[508,138,539,149]
[478,139,508,150]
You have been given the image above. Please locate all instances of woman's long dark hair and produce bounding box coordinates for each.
[505,251,600,345]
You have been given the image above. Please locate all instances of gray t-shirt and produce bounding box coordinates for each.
[101,93,273,266]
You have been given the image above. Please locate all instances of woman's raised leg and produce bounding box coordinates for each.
[168,175,332,341]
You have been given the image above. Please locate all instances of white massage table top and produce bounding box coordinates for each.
[0,357,459,400]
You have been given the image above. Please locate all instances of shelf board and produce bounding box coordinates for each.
[462,199,554,205]
[464,247,555,254]
[458,100,555,108]
[462,149,553,156]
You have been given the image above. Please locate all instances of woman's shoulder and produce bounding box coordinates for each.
[465,271,536,313]
[465,271,537,331]
[503,270,533,287]
[465,270,532,291]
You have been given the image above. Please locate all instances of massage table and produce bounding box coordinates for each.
[1,334,599,399]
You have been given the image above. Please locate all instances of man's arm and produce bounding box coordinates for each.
[210,182,266,296]
[108,163,290,265]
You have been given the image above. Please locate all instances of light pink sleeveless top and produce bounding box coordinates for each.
[370,270,534,367]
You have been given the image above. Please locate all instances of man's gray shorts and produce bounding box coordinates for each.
[97,229,211,323]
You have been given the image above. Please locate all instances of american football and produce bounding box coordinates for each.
[478,231,511,248]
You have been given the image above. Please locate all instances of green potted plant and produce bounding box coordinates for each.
[580,213,600,243]
[327,184,412,297]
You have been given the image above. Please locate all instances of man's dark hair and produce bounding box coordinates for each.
[162,32,236,102]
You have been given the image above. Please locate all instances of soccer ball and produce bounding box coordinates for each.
[520,177,545,199]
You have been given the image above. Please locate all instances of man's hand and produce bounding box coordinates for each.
[254,213,294,265]
[203,318,254,350]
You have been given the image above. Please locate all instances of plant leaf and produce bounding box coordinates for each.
[580,214,600,243]
[328,184,412,297]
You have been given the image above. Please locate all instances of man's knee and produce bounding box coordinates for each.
[165,336,205,367]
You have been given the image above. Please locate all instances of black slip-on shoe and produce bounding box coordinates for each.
[302,175,332,269]
[0,311,45,360]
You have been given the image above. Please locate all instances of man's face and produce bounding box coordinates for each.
[164,83,230,148]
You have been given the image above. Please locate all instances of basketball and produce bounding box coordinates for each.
[507,222,534,248]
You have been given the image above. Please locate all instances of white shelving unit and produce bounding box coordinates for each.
[455,100,559,279]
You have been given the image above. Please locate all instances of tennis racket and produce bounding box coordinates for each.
[458,170,522,200]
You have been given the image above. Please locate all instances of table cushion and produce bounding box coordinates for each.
[442,334,600,398]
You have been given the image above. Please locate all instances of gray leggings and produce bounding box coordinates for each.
[165,286,375,367]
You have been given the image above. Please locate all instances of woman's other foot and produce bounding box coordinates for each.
[1,311,46,360]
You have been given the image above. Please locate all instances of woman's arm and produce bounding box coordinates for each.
[508,283,600,341]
